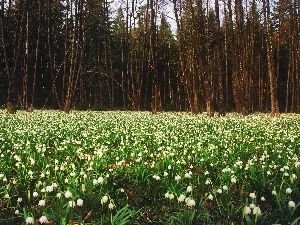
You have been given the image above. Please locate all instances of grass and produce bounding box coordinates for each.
[0,110,299,224]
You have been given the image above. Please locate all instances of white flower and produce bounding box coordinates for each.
[175,175,181,181]
[288,201,296,208]
[168,193,175,200]
[93,179,98,185]
[244,206,251,215]
[261,196,266,201]
[69,200,76,207]
[207,194,213,200]
[98,177,104,184]
[217,189,222,194]
[108,202,115,209]
[153,175,161,180]
[33,192,38,197]
[186,186,192,192]
[253,206,261,215]
[231,177,237,183]
[38,199,46,206]
[17,197,22,203]
[249,203,256,209]
[272,190,277,195]
[249,193,256,199]
[286,188,292,194]
[168,165,172,170]
[205,180,211,185]
[65,190,72,198]
[15,209,19,214]
[77,199,83,206]
[185,173,191,178]
[46,185,53,192]
[163,171,168,176]
[4,194,10,199]
[101,195,109,204]
[223,185,228,190]
[26,216,34,224]
[178,194,185,202]
[56,193,62,198]
[186,198,196,207]
[39,216,48,224]
[165,192,170,198]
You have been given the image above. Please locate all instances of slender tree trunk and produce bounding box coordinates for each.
[263,0,279,116]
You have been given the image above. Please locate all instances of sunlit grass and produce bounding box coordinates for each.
[0,110,299,224]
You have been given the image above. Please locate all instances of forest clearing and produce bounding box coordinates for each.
[0,110,300,224]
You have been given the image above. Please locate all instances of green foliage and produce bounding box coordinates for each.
[0,111,300,224]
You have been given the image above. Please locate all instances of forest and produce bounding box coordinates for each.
[0,0,299,116]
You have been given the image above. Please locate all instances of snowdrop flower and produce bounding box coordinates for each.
[163,171,168,176]
[288,201,296,208]
[69,201,76,207]
[98,177,104,184]
[249,193,256,199]
[101,195,109,204]
[39,216,48,224]
[153,175,161,180]
[272,190,277,195]
[4,194,10,199]
[56,193,62,198]
[244,206,251,215]
[185,172,191,178]
[223,185,228,190]
[26,216,34,224]
[165,192,170,198]
[231,177,237,183]
[175,175,181,181]
[187,186,192,192]
[186,198,196,207]
[46,185,53,193]
[249,203,256,209]
[15,209,19,214]
[261,197,266,201]
[168,193,175,200]
[205,179,211,185]
[108,202,115,209]
[65,190,72,198]
[93,179,98,185]
[178,194,185,202]
[38,199,46,206]
[207,194,213,200]
[17,197,22,203]
[253,206,261,215]
[168,165,172,170]
[33,192,38,197]
[77,199,83,206]
[217,189,222,194]
[286,188,292,194]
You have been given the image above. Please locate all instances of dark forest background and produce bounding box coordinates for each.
[0,0,299,116]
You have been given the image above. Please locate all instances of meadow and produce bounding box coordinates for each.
[0,110,300,225]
